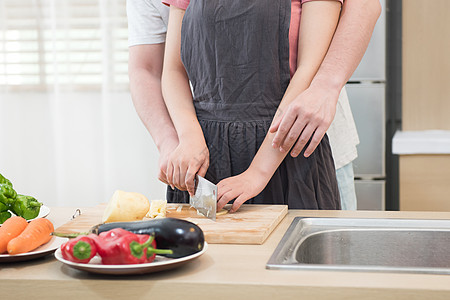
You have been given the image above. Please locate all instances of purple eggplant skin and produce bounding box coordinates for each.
[91,218,205,258]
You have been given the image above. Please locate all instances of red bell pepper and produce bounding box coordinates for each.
[98,227,130,241]
[137,234,173,263]
[96,228,131,264]
[96,228,147,264]
[96,228,173,265]
[61,235,98,263]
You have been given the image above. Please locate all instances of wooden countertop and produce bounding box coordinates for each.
[2,208,450,299]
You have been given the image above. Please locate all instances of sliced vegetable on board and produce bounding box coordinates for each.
[146,199,167,219]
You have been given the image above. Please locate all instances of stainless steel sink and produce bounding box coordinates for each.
[266,217,450,274]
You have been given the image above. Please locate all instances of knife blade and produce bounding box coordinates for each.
[189,175,217,221]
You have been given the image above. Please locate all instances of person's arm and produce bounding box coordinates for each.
[161,6,209,195]
[127,0,179,185]
[129,44,179,184]
[217,1,342,212]
[270,0,382,157]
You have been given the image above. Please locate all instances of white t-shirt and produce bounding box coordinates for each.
[127,0,169,46]
[126,0,360,170]
[328,87,360,169]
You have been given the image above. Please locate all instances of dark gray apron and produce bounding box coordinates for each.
[166,0,340,209]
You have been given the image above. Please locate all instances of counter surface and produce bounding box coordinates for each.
[2,208,450,300]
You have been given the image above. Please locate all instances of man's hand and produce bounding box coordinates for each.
[270,0,382,158]
[269,84,339,158]
[157,137,179,185]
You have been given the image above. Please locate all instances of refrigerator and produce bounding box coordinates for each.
[345,0,386,210]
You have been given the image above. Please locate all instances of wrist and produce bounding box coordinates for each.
[178,125,205,145]
[157,134,179,155]
[247,163,274,186]
[309,77,341,106]
[154,129,178,153]
[310,72,344,97]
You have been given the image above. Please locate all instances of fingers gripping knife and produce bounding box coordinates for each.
[189,175,217,221]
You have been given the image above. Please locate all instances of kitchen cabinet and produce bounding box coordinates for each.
[400,155,450,211]
[398,0,450,211]
[402,0,450,131]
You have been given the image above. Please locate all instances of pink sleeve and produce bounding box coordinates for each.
[162,0,190,10]
[301,0,343,5]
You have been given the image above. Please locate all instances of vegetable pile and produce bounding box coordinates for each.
[0,173,43,224]
[61,228,173,264]
[0,216,54,254]
[93,218,205,259]
[55,218,206,264]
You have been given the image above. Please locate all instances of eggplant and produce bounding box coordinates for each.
[90,218,205,259]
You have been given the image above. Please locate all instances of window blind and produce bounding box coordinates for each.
[0,0,129,91]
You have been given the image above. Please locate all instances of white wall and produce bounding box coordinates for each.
[0,92,167,207]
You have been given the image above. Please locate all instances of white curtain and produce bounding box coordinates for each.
[0,0,166,207]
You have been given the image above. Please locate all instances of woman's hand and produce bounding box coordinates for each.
[217,167,270,213]
[166,136,209,196]
[162,5,208,196]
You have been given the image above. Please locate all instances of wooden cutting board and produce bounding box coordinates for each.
[55,204,287,245]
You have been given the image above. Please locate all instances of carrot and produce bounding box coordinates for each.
[0,216,28,254]
[7,218,54,255]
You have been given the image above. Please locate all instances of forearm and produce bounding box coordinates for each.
[129,66,178,151]
[162,6,205,144]
[161,69,204,142]
[250,0,341,179]
[311,0,382,91]
[249,70,313,180]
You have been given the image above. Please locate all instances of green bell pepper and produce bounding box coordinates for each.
[0,183,17,209]
[0,173,12,187]
[0,196,11,224]
[0,211,11,224]
[0,200,8,212]
[12,194,42,220]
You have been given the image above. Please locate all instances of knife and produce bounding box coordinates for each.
[189,175,217,221]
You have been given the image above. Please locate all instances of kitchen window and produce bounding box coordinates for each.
[0,0,129,92]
